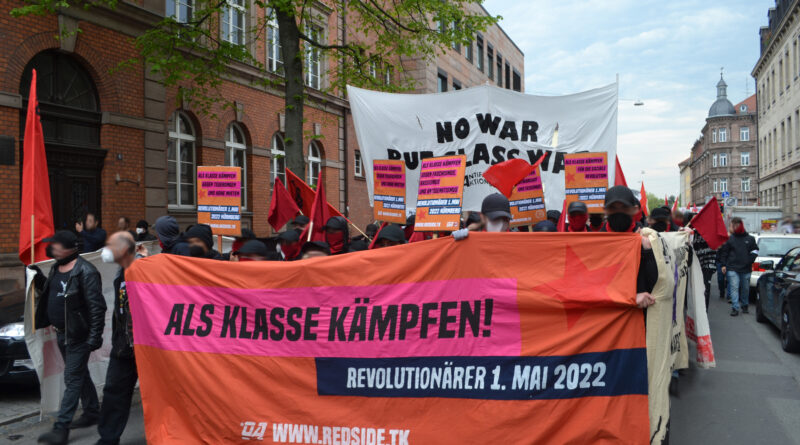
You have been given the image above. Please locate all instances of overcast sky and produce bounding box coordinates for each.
[483,0,775,198]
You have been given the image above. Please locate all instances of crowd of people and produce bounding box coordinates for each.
[32,184,756,445]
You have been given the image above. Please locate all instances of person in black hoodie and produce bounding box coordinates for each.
[324,216,350,255]
[718,217,758,316]
[184,224,224,259]
[134,220,157,242]
[153,216,191,256]
[35,231,106,445]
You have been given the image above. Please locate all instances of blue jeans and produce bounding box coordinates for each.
[726,271,751,312]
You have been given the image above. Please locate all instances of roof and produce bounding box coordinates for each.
[678,156,691,167]
[708,73,735,117]
[735,94,757,114]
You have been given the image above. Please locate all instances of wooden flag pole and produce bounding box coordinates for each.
[30,213,35,331]
[307,222,314,242]
[347,220,369,240]
[217,234,223,253]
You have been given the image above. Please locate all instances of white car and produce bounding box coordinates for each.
[750,234,800,288]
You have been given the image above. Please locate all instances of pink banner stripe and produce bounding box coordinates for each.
[127,278,520,358]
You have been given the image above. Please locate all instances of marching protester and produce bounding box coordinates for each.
[352,223,378,243]
[76,213,107,253]
[184,224,223,260]
[588,213,604,232]
[300,241,331,259]
[687,211,717,312]
[565,201,589,232]
[134,220,157,242]
[672,209,685,228]
[546,209,561,225]
[371,224,406,248]
[277,230,302,260]
[116,217,132,235]
[291,215,310,234]
[96,231,145,445]
[154,215,191,256]
[649,207,673,232]
[718,217,758,316]
[324,216,351,255]
[35,231,106,445]
[533,220,558,232]
[464,212,483,231]
[481,193,512,232]
[231,240,272,261]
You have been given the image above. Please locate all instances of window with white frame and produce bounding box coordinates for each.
[225,123,247,209]
[354,151,363,177]
[476,35,484,72]
[266,8,283,74]
[465,40,473,63]
[713,179,718,192]
[741,151,750,166]
[166,0,192,23]
[305,24,323,89]
[740,126,750,141]
[369,61,377,78]
[384,63,391,86]
[720,177,728,192]
[221,0,245,45]
[742,177,751,192]
[719,152,728,167]
[712,129,717,143]
[308,141,323,187]
[713,153,717,167]
[719,127,727,142]
[271,133,286,185]
[168,112,196,207]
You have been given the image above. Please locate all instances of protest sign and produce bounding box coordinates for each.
[685,251,716,368]
[348,83,618,212]
[127,233,649,444]
[197,166,242,236]
[564,152,609,212]
[414,155,466,232]
[508,166,546,227]
[372,160,407,224]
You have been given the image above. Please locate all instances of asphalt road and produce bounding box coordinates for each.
[3,276,800,444]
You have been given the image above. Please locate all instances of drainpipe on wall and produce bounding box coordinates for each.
[342,0,349,217]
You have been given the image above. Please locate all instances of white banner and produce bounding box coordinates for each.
[348,83,618,212]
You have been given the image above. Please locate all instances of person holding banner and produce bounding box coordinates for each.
[276,230,302,261]
[300,241,331,259]
[565,201,590,232]
[35,231,106,445]
[480,193,512,233]
[371,224,406,248]
[324,217,351,255]
[153,216,191,256]
[184,224,223,260]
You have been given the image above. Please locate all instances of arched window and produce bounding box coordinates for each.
[168,112,196,207]
[225,123,247,209]
[271,133,286,184]
[308,141,323,187]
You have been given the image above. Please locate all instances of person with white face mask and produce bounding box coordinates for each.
[133,219,157,242]
[480,193,512,233]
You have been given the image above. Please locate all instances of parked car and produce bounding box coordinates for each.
[0,287,37,383]
[755,248,800,352]
[750,234,800,289]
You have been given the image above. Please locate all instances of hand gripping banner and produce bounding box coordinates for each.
[126,233,649,444]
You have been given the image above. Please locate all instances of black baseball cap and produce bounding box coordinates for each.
[651,207,671,221]
[375,224,406,244]
[277,230,300,243]
[300,241,330,256]
[604,186,637,208]
[546,210,561,221]
[567,201,588,215]
[43,230,79,250]
[237,240,269,257]
[292,215,310,226]
[533,220,558,232]
[481,193,512,220]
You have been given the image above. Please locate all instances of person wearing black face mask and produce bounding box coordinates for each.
[588,214,604,232]
[601,186,657,309]
[184,224,223,260]
[323,216,351,255]
[35,231,106,445]
[649,207,672,233]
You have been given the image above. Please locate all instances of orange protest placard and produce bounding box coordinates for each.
[414,155,467,232]
[373,160,406,224]
[564,152,609,212]
[509,166,546,227]
[197,166,242,236]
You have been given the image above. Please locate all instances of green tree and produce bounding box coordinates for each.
[646,192,666,215]
[12,0,497,179]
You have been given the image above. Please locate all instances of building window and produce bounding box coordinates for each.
[512,70,521,92]
[271,133,285,185]
[369,61,377,78]
[712,129,717,143]
[354,150,363,177]
[713,179,718,192]
[487,45,494,80]
[719,152,728,167]
[266,8,283,74]
[167,112,196,207]
[720,178,728,192]
[719,127,727,142]
[453,79,462,90]
[437,72,447,92]
[465,40,473,63]
[450,22,460,53]
[166,0,192,23]
[476,35,484,72]
[713,154,717,167]
[384,63,392,86]
[225,123,247,209]
[740,126,749,141]
[740,104,748,113]
[741,151,750,166]
[221,0,245,45]
[308,141,323,187]
[505,62,511,90]
[742,177,751,192]
[496,54,503,87]
[305,24,323,89]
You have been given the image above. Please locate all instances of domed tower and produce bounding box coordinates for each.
[708,73,736,117]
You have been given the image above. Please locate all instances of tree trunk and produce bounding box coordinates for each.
[277,9,305,180]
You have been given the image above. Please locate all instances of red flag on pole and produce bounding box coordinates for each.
[614,157,628,187]
[267,177,300,231]
[557,200,567,232]
[368,222,389,250]
[482,158,543,198]
[286,168,342,218]
[19,69,54,266]
[689,197,729,250]
[299,182,332,243]
[671,197,678,213]
[639,183,649,217]
[664,195,669,207]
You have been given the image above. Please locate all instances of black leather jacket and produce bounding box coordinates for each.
[35,257,106,347]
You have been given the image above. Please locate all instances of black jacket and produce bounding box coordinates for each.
[35,257,106,347]
[111,267,134,358]
[719,232,758,273]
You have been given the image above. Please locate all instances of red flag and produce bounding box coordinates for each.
[267,177,300,231]
[689,197,729,250]
[19,69,54,265]
[286,169,342,219]
[692,204,698,212]
[482,158,542,198]
[664,195,669,207]
[557,200,567,232]
[299,182,332,243]
[671,197,678,213]
[639,183,648,217]
[368,222,389,250]
[614,157,628,187]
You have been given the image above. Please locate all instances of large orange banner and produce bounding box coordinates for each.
[127,233,649,444]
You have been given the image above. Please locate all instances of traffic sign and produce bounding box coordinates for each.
[721,191,730,198]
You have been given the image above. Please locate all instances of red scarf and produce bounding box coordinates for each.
[568,214,589,232]
[326,231,345,254]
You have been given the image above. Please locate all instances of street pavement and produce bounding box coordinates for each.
[3,275,800,444]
